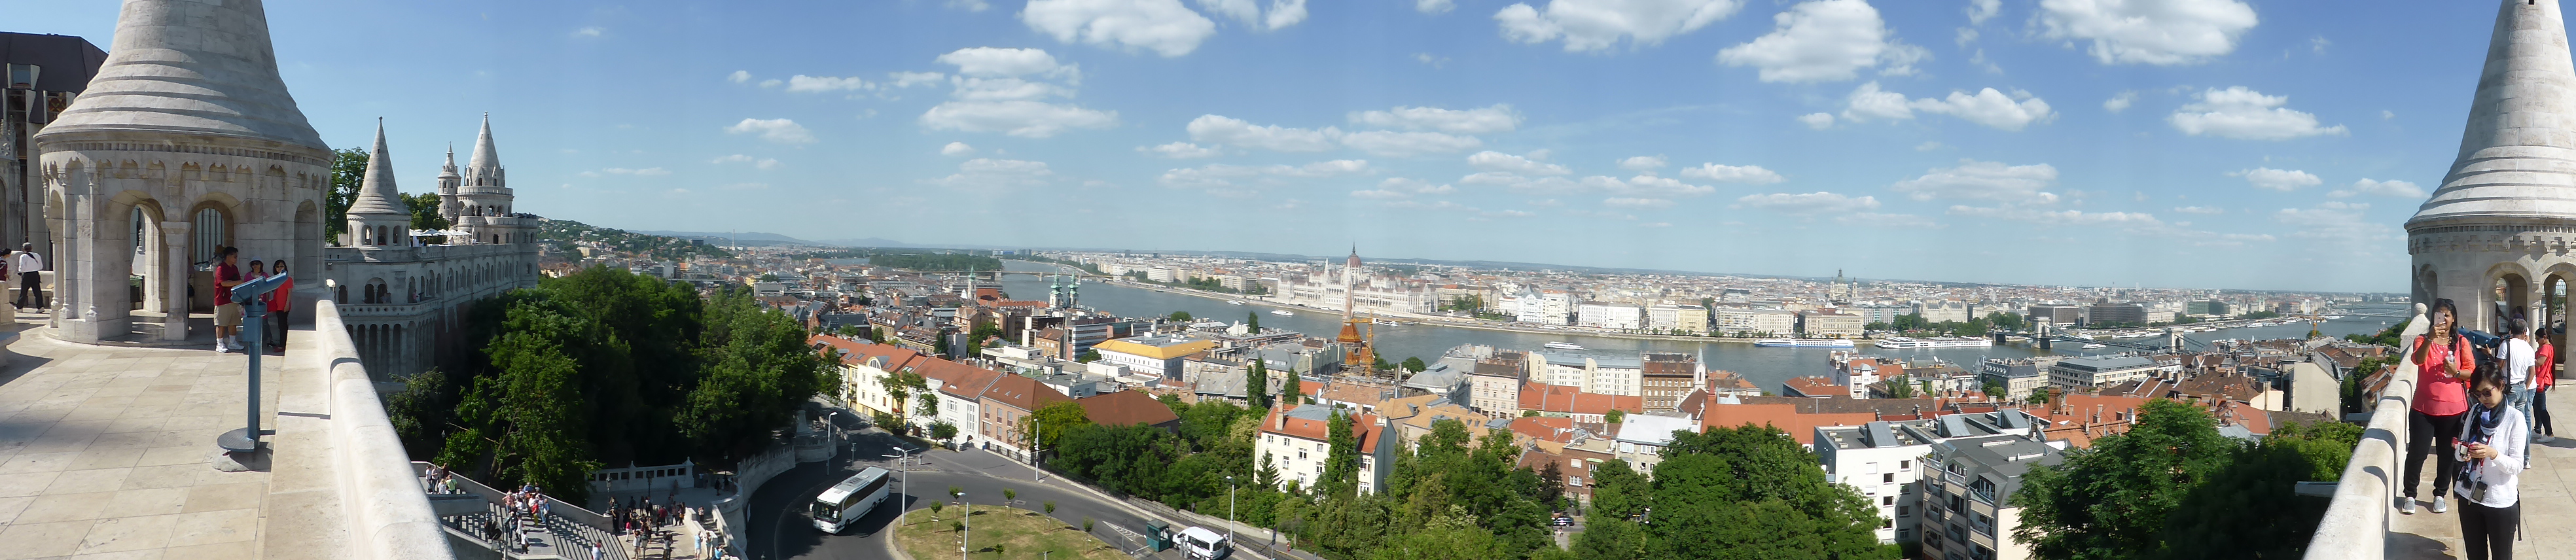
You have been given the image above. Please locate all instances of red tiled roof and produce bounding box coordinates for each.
[1698,403,1876,446]
[982,374,1072,413]
[1259,404,1384,451]
[1508,417,1582,444]
[1782,376,1844,398]
[1517,383,1644,415]
[1077,391,1181,429]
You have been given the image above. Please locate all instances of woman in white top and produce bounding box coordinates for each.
[2457,365,2530,560]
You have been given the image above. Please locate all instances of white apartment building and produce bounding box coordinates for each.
[1814,411,2049,545]
[2048,355,2159,390]
[1646,302,1710,334]
[1915,300,1975,324]
[1518,290,1574,324]
[1715,308,1799,336]
[1919,435,2064,560]
[1537,352,1644,396]
[1257,405,1389,495]
[1576,302,1643,330]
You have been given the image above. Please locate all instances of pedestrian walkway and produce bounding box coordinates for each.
[2390,387,2576,558]
[0,317,348,560]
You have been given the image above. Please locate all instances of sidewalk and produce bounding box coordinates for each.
[2390,387,2576,558]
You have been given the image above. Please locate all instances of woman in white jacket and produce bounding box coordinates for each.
[2458,365,2529,560]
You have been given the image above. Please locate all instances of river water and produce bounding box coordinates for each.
[985,260,2401,393]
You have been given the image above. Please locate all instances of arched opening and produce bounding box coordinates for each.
[2549,275,2569,383]
[295,200,321,291]
[2496,273,2531,335]
[191,205,228,266]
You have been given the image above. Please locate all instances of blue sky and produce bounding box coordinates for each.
[16,1,2516,292]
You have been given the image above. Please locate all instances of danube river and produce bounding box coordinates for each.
[992,261,2401,393]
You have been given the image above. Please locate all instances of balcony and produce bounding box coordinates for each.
[2304,304,2576,559]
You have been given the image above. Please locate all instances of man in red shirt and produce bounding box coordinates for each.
[213,247,245,353]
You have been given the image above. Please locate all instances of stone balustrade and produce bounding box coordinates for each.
[313,300,455,560]
[2304,304,2426,560]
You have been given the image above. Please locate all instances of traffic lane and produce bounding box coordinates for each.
[768,468,1168,560]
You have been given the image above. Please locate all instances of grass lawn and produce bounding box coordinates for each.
[895,504,1126,560]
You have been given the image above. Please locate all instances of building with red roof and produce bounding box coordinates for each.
[1517,382,1644,424]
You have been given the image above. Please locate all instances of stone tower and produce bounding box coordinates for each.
[31,0,330,343]
[452,114,527,245]
[344,120,411,247]
[436,144,461,222]
[2408,0,2576,334]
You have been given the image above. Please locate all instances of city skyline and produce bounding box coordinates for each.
[12,1,2494,293]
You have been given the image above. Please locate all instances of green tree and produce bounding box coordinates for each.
[1401,357,1428,373]
[1024,400,1089,451]
[1987,311,2028,332]
[1171,311,1194,321]
[1247,358,1272,409]
[402,192,450,233]
[1077,349,1101,363]
[1522,410,1540,417]
[930,422,959,441]
[1281,372,1302,405]
[1891,312,1929,331]
[2156,421,2362,560]
[1983,380,2009,400]
[1645,425,1892,560]
[2014,399,2236,560]
[1319,411,1361,497]
[1884,375,1916,398]
[325,147,365,244]
[1248,311,1262,330]
[1604,409,1626,424]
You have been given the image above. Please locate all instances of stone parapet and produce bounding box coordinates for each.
[315,300,457,560]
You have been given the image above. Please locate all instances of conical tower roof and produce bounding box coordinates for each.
[348,120,410,217]
[35,0,325,150]
[467,113,501,178]
[2410,0,2576,229]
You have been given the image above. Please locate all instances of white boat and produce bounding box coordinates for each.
[1876,337,1992,349]
[1372,319,1398,326]
[1228,300,1245,306]
[1270,309,1294,316]
[1755,338,1856,348]
[2080,343,2107,349]
[1543,341,1586,351]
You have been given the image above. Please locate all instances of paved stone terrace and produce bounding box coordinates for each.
[2392,385,2576,558]
[0,317,345,560]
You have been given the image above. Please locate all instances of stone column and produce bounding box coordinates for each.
[160,221,191,341]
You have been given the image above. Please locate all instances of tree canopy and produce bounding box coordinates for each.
[2011,400,2353,560]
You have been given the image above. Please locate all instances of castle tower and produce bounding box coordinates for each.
[343,120,412,248]
[454,114,524,245]
[32,0,331,343]
[436,143,461,224]
[2408,0,2576,335]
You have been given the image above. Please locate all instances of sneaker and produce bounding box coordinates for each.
[2432,496,2449,514]
[2541,434,2556,444]
[2399,497,2417,514]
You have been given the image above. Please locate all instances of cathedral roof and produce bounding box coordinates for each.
[346,120,410,217]
[35,0,325,150]
[2410,0,2576,230]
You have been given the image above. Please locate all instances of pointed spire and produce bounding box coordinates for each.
[347,118,410,217]
[2411,0,2576,227]
[467,113,503,184]
[35,0,325,151]
[439,143,459,178]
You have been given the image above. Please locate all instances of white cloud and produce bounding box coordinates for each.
[724,118,818,145]
[1351,189,1410,200]
[1947,205,2163,227]
[1892,160,2060,203]
[711,154,754,164]
[942,142,978,156]
[937,47,1071,77]
[759,79,782,88]
[2103,90,2138,113]
[1838,82,2055,131]
[1966,0,2001,24]
[1604,197,1673,208]
[1797,113,1836,129]
[1677,163,1785,184]
[1187,115,1340,151]
[1160,160,1372,191]
[1619,156,1668,171]
[1414,53,1451,67]
[2231,167,2320,192]
[1916,141,1944,151]
[726,70,751,83]
[931,158,1057,190]
[1139,141,1224,158]
[949,0,993,10]
[2276,205,2399,242]
[784,75,876,93]
[1592,175,1714,197]
[1356,177,1460,200]
[1341,130,1483,157]
[1466,151,1572,175]
[2037,0,2259,65]
[2330,178,2425,198]
[599,167,671,176]
[2169,86,2346,140]
[573,27,604,38]
[1022,0,1219,57]
[1840,212,1942,228]
[1495,0,1744,52]
[1193,0,1310,30]
[2174,205,2226,215]
[1717,0,1926,83]
[711,154,783,169]
[1732,191,1880,214]
[757,159,782,169]
[921,101,1118,137]
[1418,0,1456,14]
[889,71,948,88]
[1348,104,1522,134]
[723,183,770,190]
[950,77,1073,101]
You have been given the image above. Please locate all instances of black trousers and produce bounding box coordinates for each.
[267,307,290,349]
[2407,410,2466,499]
[2458,499,2518,560]
[16,271,38,308]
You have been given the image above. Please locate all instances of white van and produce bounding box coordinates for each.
[1177,526,1231,559]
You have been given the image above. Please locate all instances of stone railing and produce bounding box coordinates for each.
[314,300,455,559]
[2304,303,2427,560]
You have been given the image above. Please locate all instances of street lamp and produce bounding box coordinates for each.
[955,490,970,560]
[1226,475,1236,550]
[883,449,914,510]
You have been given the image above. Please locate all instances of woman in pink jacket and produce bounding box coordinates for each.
[2404,298,2475,515]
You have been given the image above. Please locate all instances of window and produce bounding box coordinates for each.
[1882,495,1894,506]
[1884,472,1895,483]
[1900,460,1911,470]
[1897,505,1910,517]
[1298,451,1307,460]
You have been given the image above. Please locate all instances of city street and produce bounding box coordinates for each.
[748,418,1287,560]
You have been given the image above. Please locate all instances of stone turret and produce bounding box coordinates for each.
[2408,0,2576,334]
[32,0,330,343]
[437,144,461,223]
[344,120,411,247]
[453,114,522,244]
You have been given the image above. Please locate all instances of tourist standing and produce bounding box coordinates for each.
[2457,366,2530,560]
[2537,332,2556,444]
[212,247,245,353]
[2405,299,2475,515]
[12,243,42,311]
[2507,319,2539,466]
[266,260,294,352]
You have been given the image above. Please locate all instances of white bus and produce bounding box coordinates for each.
[1177,526,1231,559]
[812,467,893,534]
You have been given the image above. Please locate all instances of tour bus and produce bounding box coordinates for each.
[1177,525,1232,559]
[812,467,893,534]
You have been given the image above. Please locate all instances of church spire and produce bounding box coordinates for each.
[2410,0,2576,228]
[346,118,409,217]
[466,113,504,186]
